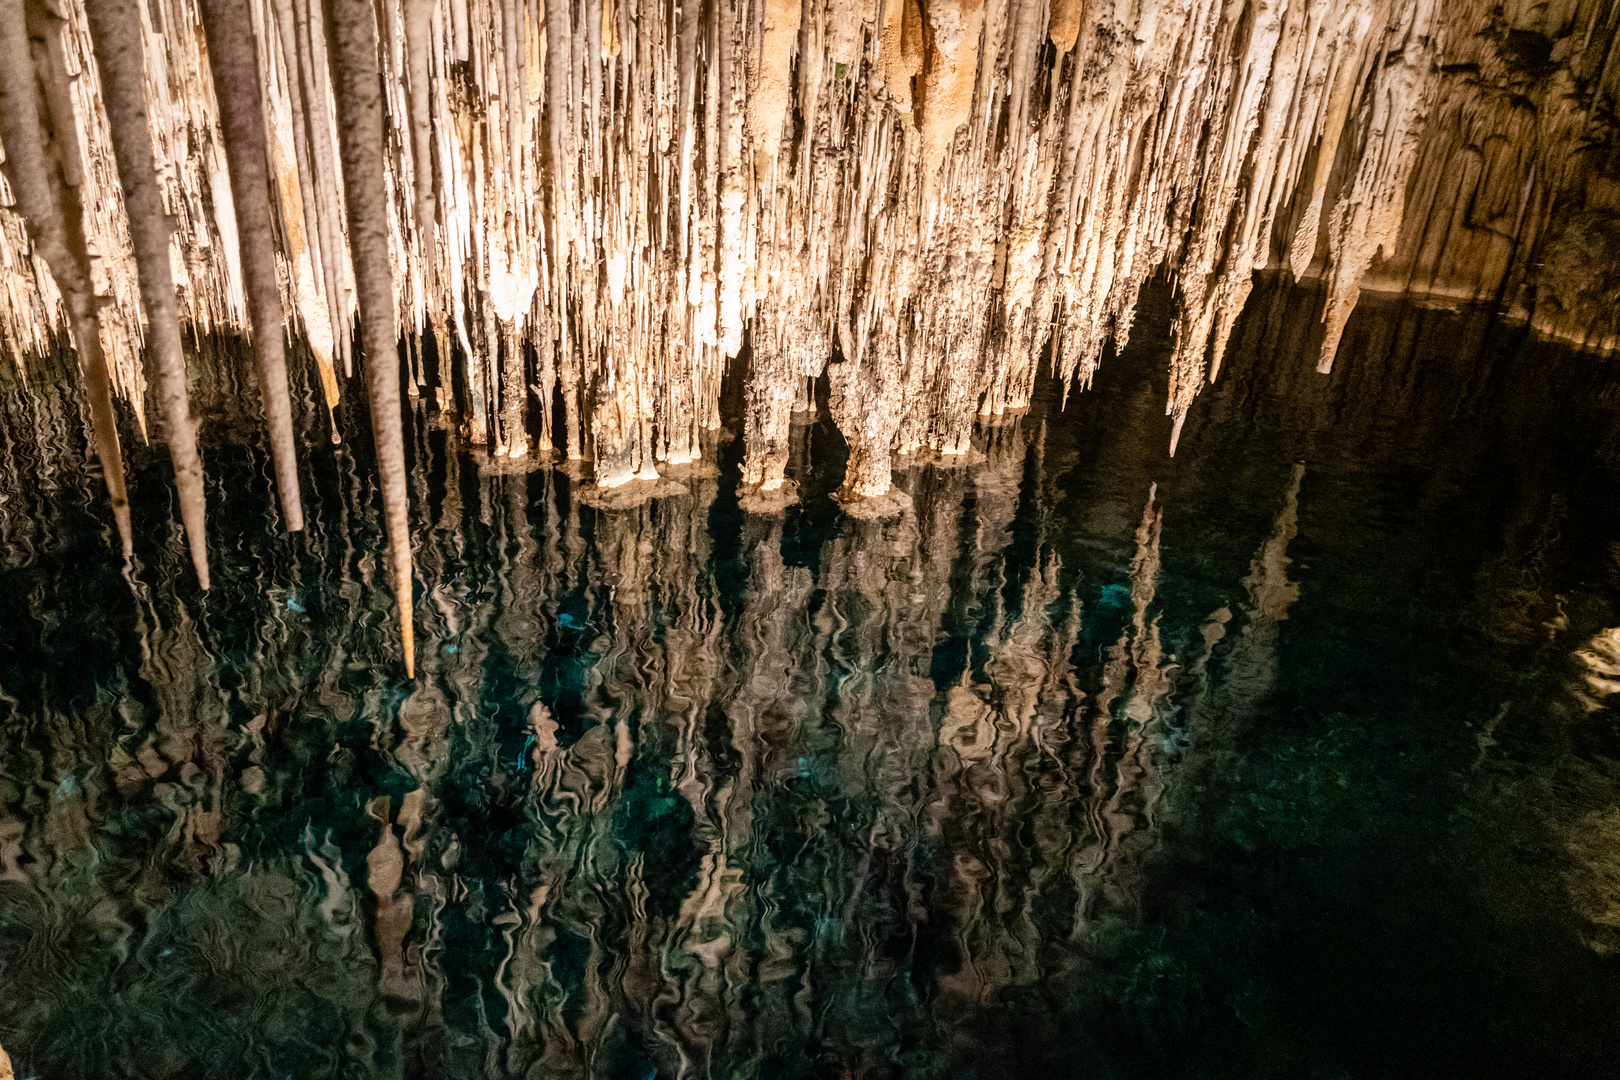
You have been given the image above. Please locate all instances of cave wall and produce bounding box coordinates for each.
[1,0,1618,670]
[1348,0,1620,353]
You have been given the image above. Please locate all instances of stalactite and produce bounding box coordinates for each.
[403,0,436,316]
[1313,0,1441,376]
[266,0,343,438]
[294,0,355,379]
[198,0,306,530]
[1,0,1619,666]
[84,0,212,586]
[326,0,416,677]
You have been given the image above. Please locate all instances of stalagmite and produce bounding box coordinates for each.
[83,0,212,586]
[197,0,306,530]
[326,0,416,676]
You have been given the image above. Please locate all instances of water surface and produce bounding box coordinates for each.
[2,281,1620,1079]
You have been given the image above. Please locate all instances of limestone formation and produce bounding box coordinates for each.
[0,0,1618,670]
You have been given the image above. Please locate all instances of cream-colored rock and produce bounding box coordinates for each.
[0,0,1617,668]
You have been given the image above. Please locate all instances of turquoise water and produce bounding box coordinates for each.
[2,281,1620,1078]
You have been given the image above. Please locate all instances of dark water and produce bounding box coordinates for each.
[3,280,1620,1079]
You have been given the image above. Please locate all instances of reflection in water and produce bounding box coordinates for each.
[1575,627,1620,712]
[3,281,1620,1077]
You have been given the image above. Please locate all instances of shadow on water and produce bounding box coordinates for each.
[1,277,1619,1079]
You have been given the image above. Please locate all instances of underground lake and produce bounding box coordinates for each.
[2,281,1619,1078]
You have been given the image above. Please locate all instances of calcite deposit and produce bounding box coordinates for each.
[1,0,1617,672]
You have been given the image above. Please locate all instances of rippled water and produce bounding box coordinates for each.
[3,281,1620,1079]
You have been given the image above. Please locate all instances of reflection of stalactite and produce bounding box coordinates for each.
[7,324,1619,1078]
[931,550,1084,1013]
[1227,463,1306,709]
[1060,465,1305,942]
[1162,464,1305,847]
[1066,484,1175,922]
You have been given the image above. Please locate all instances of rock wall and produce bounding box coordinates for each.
[0,0,1617,671]
[1348,0,1620,354]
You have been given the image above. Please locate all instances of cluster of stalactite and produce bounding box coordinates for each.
[1,0,1618,674]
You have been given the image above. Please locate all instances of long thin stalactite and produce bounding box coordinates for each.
[84,0,213,587]
[197,0,307,532]
[326,0,416,677]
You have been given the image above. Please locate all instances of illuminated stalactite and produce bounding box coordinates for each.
[196,0,306,531]
[0,0,133,557]
[0,0,1617,671]
[326,0,417,676]
[85,0,213,587]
